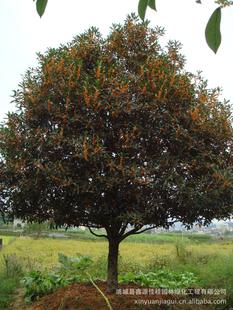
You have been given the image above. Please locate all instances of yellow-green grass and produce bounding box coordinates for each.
[187,242,233,256]
[0,237,174,270]
[0,235,15,246]
[0,236,233,272]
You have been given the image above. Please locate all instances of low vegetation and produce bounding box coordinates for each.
[0,232,232,308]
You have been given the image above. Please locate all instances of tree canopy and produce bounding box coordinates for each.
[1,14,233,291]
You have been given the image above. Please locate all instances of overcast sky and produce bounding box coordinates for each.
[0,0,232,122]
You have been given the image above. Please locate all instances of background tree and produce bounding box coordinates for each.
[1,15,233,292]
[33,0,233,53]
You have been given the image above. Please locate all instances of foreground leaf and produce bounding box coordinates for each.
[36,0,48,18]
[148,0,156,11]
[138,0,148,20]
[205,7,221,53]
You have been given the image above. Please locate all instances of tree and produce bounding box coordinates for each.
[1,15,233,292]
[33,0,233,53]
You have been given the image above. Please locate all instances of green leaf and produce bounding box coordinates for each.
[205,7,221,53]
[148,0,156,11]
[138,0,148,21]
[36,0,48,18]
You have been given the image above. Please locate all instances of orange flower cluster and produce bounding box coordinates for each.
[190,107,200,122]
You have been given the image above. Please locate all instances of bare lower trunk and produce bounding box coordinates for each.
[107,238,119,293]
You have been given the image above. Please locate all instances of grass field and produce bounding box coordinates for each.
[1,233,233,267]
[0,232,233,309]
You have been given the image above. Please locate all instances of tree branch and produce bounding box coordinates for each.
[119,223,128,237]
[131,225,157,235]
[120,225,157,241]
[88,226,108,239]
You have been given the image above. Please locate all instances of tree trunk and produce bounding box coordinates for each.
[107,238,119,293]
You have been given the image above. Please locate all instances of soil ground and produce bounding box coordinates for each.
[23,282,215,310]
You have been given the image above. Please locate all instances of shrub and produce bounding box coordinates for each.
[58,252,92,271]
[22,270,70,303]
[119,269,198,289]
[22,253,93,303]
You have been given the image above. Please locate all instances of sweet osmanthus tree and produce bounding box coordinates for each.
[1,15,233,291]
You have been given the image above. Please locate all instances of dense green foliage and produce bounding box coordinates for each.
[22,270,70,303]
[119,270,198,288]
[22,253,92,302]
